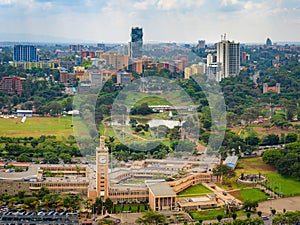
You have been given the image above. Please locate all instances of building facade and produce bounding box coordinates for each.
[96,51,129,70]
[0,76,26,95]
[129,27,143,59]
[13,45,38,62]
[217,38,240,80]
[96,136,109,199]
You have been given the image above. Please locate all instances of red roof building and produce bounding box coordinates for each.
[0,76,26,95]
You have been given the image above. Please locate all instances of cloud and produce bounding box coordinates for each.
[0,0,298,43]
[0,0,52,10]
[157,0,176,10]
[134,0,156,10]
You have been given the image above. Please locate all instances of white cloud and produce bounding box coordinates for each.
[0,0,52,9]
[134,0,156,10]
[0,0,298,43]
[157,0,176,10]
[221,0,239,6]
[0,0,14,5]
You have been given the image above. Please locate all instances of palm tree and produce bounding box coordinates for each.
[83,198,93,218]
[7,197,17,210]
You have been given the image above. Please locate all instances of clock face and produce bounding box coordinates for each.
[99,156,106,164]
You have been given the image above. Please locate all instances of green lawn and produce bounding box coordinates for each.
[231,188,268,202]
[114,203,147,213]
[218,157,275,191]
[220,157,300,198]
[178,184,212,197]
[264,172,300,196]
[0,116,74,137]
[122,91,184,106]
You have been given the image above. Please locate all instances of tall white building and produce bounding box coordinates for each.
[217,37,240,79]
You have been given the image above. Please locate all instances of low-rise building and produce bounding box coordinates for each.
[0,76,26,95]
[16,110,33,118]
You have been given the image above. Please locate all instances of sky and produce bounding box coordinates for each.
[0,0,299,43]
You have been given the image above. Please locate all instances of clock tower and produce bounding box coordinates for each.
[96,136,109,199]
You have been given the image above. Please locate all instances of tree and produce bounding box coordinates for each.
[262,149,282,165]
[285,133,297,143]
[216,215,223,222]
[271,208,276,215]
[245,134,260,146]
[257,211,262,217]
[37,186,50,198]
[63,194,82,212]
[43,152,59,164]
[83,198,93,218]
[93,197,103,215]
[243,200,258,212]
[131,103,153,115]
[104,198,113,214]
[48,101,62,116]
[212,164,235,183]
[262,134,279,145]
[59,153,71,163]
[18,190,26,199]
[17,153,32,162]
[246,212,251,218]
[232,213,237,220]
[136,211,166,225]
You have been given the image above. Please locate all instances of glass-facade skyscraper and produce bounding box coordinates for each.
[217,39,240,79]
[129,27,143,59]
[13,45,38,62]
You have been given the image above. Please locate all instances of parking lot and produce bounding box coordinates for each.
[0,209,80,224]
[257,196,300,214]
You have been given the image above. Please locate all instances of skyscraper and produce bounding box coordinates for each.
[13,45,38,62]
[129,27,143,59]
[266,37,272,46]
[217,36,240,79]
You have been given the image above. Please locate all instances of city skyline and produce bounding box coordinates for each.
[0,0,299,43]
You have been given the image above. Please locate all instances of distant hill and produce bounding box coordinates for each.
[0,33,93,44]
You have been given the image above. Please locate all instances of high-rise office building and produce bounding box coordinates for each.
[129,27,143,59]
[69,44,83,52]
[266,37,272,46]
[197,40,206,49]
[13,45,38,62]
[217,36,240,79]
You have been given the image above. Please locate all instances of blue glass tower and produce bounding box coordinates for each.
[13,45,38,62]
[129,27,143,59]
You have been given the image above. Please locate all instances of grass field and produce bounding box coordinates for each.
[264,173,300,196]
[0,116,74,137]
[114,203,147,213]
[230,188,268,202]
[219,157,300,197]
[122,91,185,107]
[178,184,213,197]
[235,158,300,196]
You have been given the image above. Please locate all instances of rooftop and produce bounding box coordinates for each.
[148,182,176,197]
